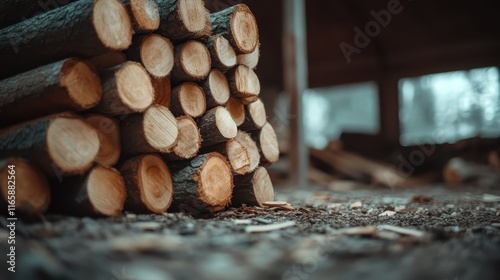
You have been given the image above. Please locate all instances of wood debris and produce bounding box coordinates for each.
[263,201,295,211]
[245,221,296,233]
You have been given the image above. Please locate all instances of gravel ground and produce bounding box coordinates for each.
[1,185,500,280]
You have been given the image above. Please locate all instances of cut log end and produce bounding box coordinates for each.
[87,165,127,216]
[212,35,237,70]
[233,167,275,207]
[216,106,238,140]
[47,116,100,174]
[257,123,279,165]
[61,59,102,109]
[234,131,260,173]
[178,0,206,33]
[173,40,211,82]
[141,34,174,78]
[230,4,259,54]
[168,116,201,160]
[172,83,206,118]
[128,0,160,33]
[86,115,121,167]
[225,97,245,126]
[93,0,133,50]
[228,65,260,99]
[198,153,233,207]
[143,105,179,152]
[207,69,230,106]
[0,158,50,214]
[241,98,266,130]
[252,167,275,205]
[116,62,155,111]
[237,41,260,69]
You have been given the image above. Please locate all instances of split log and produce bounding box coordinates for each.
[122,0,160,33]
[120,104,179,158]
[171,40,211,84]
[204,130,260,175]
[0,112,99,176]
[200,69,230,109]
[50,165,126,216]
[206,34,237,71]
[232,167,274,207]
[240,98,267,131]
[85,114,121,167]
[170,82,207,118]
[156,0,207,42]
[0,158,50,214]
[94,62,154,115]
[163,116,201,161]
[0,58,101,127]
[151,75,172,108]
[225,97,245,126]
[89,51,127,72]
[170,152,233,213]
[0,0,76,29]
[198,106,237,147]
[237,41,260,69]
[0,0,133,79]
[226,64,260,102]
[120,154,173,214]
[210,4,259,54]
[124,34,174,78]
[252,122,279,166]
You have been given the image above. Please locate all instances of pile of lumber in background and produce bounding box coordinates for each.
[0,0,278,216]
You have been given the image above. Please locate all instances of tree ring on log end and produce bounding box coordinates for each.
[253,167,275,206]
[215,35,237,68]
[143,105,178,152]
[231,5,259,53]
[178,0,206,33]
[93,0,133,50]
[87,165,126,216]
[141,35,174,78]
[116,62,154,111]
[259,123,279,164]
[199,154,233,207]
[226,140,250,174]
[209,69,230,105]
[180,41,211,80]
[215,107,237,139]
[179,83,206,118]
[234,65,260,97]
[131,0,160,31]
[173,116,201,159]
[235,131,260,173]
[139,154,173,213]
[247,98,267,128]
[61,59,102,109]
[225,97,245,126]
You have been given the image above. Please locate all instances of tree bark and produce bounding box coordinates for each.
[0,158,51,214]
[200,69,230,109]
[170,152,233,213]
[122,0,160,33]
[0,58,101,128]
[0,112,99,177]
[232,167,275,207]
[156,0,208,42]
[120,154,173,214]
[89,51,127,72]
[124,34,174,78]
[0,0,77,29]
[171,40,211,84]
[163,116,201,161]
[120,105,179,158]
[50,165,126,216]
[170,82,207,118]
[198,106,237,147]
[210,4,259,54]
[93,62,154,116]
[85,114,121,167]
[0,0,133,79]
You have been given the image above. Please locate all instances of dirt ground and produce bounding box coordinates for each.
[1,184,500,280]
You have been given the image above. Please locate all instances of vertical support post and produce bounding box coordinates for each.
[378,75,401,148]
[283,0,308,187]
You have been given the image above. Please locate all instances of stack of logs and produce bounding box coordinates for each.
[0,0,279,216]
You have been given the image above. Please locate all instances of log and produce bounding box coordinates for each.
[94,62,154,115]
[237,41,260,69]
[0,112,99,176]
[171,40,211,83]
[124,34,174,78]
[200,69,230,109]
[0,58,102,127]
[50,165,126,216]
[226,65,260,102]
[85,114,121,167]
[122,0,160,33]
[0,0,76,29]
[225,96,245,126]
[0,158,50,214]
[170,82,207,118]
[252,122,279,166]
[232,167,274,207]
[151,75,172,108]
[192,9,213,40]
[120,154,173,214]
[156,0,207,42]
[0,0,133,79]
[170,152,233,213]
[210,4,259,54]
[198,106,237,147]
[89,51,127,72]
[240,98,267,131]
[120,105,179,158]
[206,34,237,71]
[163,116,201,161]
[204,130,260,175]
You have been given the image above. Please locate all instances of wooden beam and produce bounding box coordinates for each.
[283,0,308,187]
